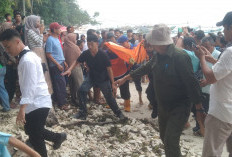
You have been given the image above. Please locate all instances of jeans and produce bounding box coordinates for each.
[5,65,17,102]
[25,108,60,157]
[49,63,67,106]
[0,66,10,111]
[78,76,121,116]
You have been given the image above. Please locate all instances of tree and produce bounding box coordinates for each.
[0,0,14,22]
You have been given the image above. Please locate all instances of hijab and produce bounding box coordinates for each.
[63,33,81,67]
[24,15,40,46]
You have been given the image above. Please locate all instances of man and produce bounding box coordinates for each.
[194,30,205,45]
[106,33,131,112]
[13,11,22,27]
[62,34,126,120]
[0,29,66,157]
[46,22,68,110]
[127,29,134,45]
[118,35,144,105]
[115,24,204,157]
[67,26,74,34]
[194,11,232,157]
[4,14,12,23]
[114,29,120,41]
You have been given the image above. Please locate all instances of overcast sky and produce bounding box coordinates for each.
[77,0,231,28]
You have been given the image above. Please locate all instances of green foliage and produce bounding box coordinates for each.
[1,0,99,26]
[0,0,14,21]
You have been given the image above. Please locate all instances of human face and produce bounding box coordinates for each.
[122,41,130,49]
[110,37,117,43]
[6,16,12,22]
[87,41,98,56]
[115,31,120,38]
[2,38,21,56]
[152,45,168,55]
[15,15,21,23]
[36,19,40,28]
[54,28,61,36]
[79,42,84,51]
[201,41,214,53]
[223,25,232,42]
[127,32,132,38]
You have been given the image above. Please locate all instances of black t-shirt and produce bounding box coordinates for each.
[77,50,111,83]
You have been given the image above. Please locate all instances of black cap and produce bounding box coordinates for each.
[216,11,232,27]
[87,34,98,42]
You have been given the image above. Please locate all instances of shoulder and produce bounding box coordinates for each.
[21,51,40,63]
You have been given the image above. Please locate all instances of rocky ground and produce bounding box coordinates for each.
[0,82,228,157]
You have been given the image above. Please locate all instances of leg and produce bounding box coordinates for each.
[119,80,131,112]
[134,77,143,105]
[4,65,17,102]
[49,63,67,107]
[98,81,121,116]
[163,105,191,157]
[0,67,10,111]
[202,115,232,157]
[146,82,158,118]
[25,108,50,157]
[158,105,169,143]
[78,76,93,116]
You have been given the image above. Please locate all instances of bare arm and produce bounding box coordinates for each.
[199,56,217,84]
[107,67,114,84]
[9,137,41,157]
[46,53,61,67]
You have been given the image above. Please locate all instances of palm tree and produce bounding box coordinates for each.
[14,0,42,15]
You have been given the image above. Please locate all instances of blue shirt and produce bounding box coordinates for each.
[183,49,200,73]
[45,36,65,67]
[0,132,11,157]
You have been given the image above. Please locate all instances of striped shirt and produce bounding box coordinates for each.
[27,29,43,49]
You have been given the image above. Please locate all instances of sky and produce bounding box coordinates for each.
[76,0,232,28]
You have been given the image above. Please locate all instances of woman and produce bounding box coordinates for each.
[63,33,83,105]
[24,15,53,94]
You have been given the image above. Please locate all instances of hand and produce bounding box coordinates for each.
[62,69,71,77]
[16,109,26,125]
[115,78,127,87]
[193,46,205,59]
[205,54,217,64]
[64,62,69,71]
[200,79,208,87]
[112,83,117,98]
[57,64,64,72]
[40,24,45,34]
[182,27,189,36]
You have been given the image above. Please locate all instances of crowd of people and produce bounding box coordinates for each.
[0,10,232,157]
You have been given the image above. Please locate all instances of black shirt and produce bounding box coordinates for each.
[77,50,111,84]
[130,44,202,110]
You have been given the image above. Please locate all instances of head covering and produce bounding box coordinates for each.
[216,11,232,27]
[117,35,128,44]
[146,24,173,46]
[24,15,40,46]
[50,22,62,30]
[0,22,12,34]
[63,33,81,67]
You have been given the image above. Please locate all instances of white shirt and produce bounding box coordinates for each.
[209,46,232,124]
[82,40,88,52]
[202,48,221,94]
[18,47,52,114]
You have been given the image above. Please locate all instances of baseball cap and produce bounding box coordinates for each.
[49,22,62,30]
[87,34,98,42]
[117,36,128,44]
[216,11,232,27]
[145,24,173,46]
